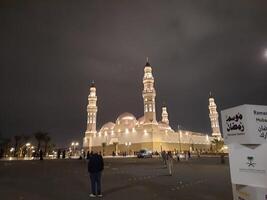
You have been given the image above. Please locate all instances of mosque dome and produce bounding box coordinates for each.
[116,112,136,123]
[100,122,115,132]
[158,121,172,130]
[137,116,145,125]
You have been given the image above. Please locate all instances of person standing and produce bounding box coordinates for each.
[166,151,174,176]
[88,152,104,197]
[161,150,167,165]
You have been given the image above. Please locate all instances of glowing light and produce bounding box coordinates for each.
[125,128,129,134]
[132,128,136,133]
[264,49,267,59]
[111,130,114,136]
[206,135,209,141]
[26,143,31,147]
[144,129,148,136]
[104,131,107,136]
[10,147,15,152]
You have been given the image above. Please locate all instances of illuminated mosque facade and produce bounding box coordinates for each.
[83,61,222,155]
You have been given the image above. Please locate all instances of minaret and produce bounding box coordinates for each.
[83,81,98,149]
[208,92,222,139]
[142,58,157,123]
[161,106,169,125]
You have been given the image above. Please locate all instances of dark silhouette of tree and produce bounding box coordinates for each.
[211,138,224,153]
[0,137,11,158]
[44,135,51,155]
[34,131,47,153]
[23,135,31,143]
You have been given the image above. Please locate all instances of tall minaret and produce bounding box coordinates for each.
[161,105,169,125]
[208,92,222,139]
[83,81,98,149]
[142,58,157,124]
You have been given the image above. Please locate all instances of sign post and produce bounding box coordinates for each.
[221,104,267,200]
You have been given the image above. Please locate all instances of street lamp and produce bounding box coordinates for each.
[125,142,131,156]
[71,141,79,156]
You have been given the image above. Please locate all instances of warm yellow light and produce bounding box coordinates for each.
[26,143,31,147]
[144,129,148,136]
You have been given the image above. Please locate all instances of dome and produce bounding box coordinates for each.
[158,122,172,130]
[137,116,145,125]
[116,112,136,122]
[100,122,115,132]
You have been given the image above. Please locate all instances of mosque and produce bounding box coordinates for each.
[83,60,222,155]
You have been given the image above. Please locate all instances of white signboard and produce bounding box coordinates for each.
[221,104,267,144]
[229,143,267,188]
[232,184,267,200]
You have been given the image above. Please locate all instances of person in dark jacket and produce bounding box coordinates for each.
[88,152,104,197]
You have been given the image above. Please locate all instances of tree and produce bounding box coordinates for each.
[0,137,11,158]
[23,135,31,143]
[34,131,47,152]
[14,135,22,157]
[43,135,51,155]
[211,138,224,153]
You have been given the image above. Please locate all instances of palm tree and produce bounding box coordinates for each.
[34,131,46,152]
[211,138,224,153]
[43,135,51,155]
[14,135,22,157]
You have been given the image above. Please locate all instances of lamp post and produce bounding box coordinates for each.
[71,142,79,156]
[125,142,131,156]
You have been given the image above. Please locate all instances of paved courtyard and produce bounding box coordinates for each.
[0,157,232,200]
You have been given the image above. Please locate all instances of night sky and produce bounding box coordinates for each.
[1,0,267,147]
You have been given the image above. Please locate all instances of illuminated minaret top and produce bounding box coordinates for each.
[208,92,222,139]
[161,105,169,125]
[142,58,157,124]
[86,81,98,134]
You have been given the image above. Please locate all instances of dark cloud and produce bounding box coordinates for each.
[1,0,267,147]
